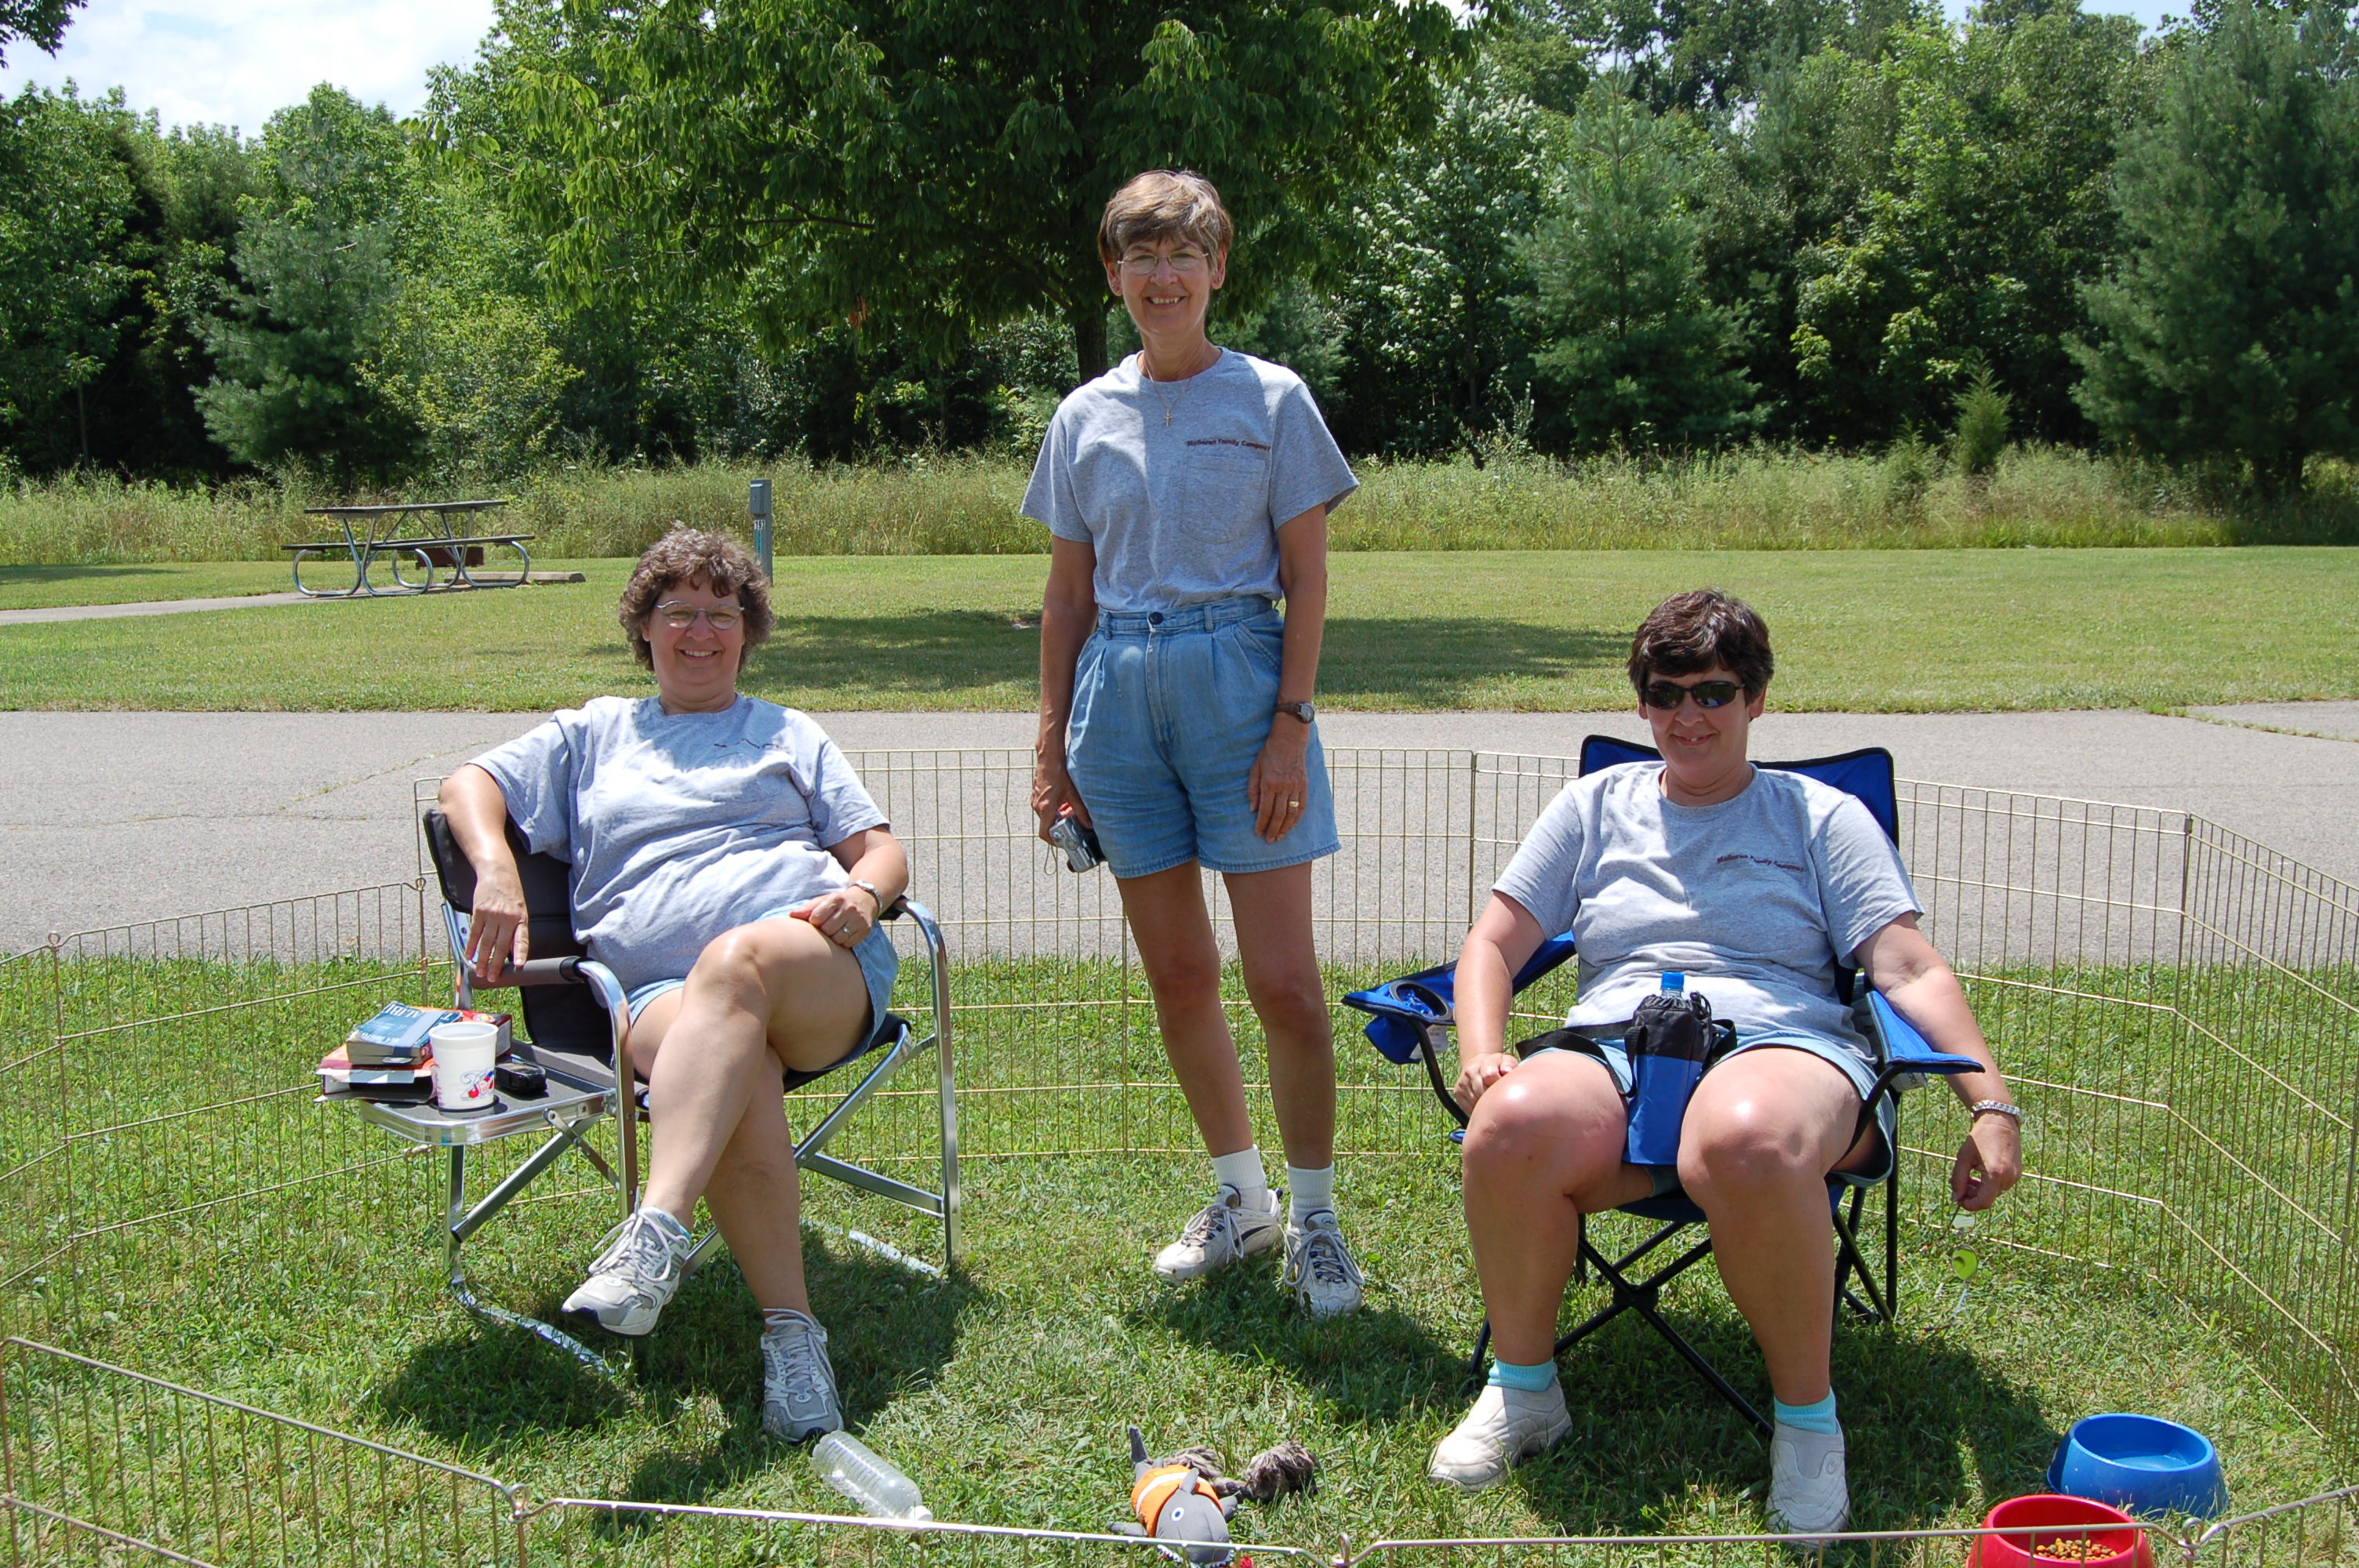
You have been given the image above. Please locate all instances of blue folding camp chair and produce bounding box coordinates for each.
[1343,736,1981,1433]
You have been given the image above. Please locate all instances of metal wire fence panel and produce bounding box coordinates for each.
[2194,1487,2359,1568]
[0,1339,522,1568]
[518,1498,1329,1568]
[1348,1525,2184,1568]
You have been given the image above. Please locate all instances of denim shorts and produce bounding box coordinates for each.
[623,910,899,1044]
[1066,596,1341,878]
[1531,1025,1896,1188]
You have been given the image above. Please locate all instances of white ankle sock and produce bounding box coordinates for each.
[1286,1163,1335,1224]
[1209,1147,1271,1212]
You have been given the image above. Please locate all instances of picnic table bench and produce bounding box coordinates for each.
[286,499,533,598]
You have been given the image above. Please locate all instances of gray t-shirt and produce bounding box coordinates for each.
[1492,764,1920,1047]
[1020,350,1358,613]
[471,696,887,993]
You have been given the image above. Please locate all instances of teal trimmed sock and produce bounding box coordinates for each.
[1774,1392,1839,1435]
[1486,1356,1559,1393]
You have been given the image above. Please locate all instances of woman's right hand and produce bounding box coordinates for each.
[1454,1050,1518,1112]
[463,869,530,984]
[1031,753,1091,844]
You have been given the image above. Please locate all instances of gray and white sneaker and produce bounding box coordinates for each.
[562,1207,694,1337]
[1767,1421,1850,1546]
[1152,1185,1283,1281]
[760,1309,843,1441]
[1283,1209,1365,1318]
[1427,1381,1573,1491]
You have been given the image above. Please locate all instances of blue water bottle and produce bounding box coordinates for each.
[1623,972,1711,1167]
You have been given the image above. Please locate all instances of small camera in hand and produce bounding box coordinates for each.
[1049,812,1105,873]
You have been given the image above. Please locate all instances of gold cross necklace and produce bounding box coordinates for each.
[1141,347,1218,426]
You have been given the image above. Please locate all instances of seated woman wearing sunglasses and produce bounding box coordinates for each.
[439,527,907,1444]
[1429,590,2020,1537]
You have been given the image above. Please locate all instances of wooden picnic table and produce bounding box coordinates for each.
[287,499,533,598]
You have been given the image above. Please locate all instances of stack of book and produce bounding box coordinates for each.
[318,1001,512,1103]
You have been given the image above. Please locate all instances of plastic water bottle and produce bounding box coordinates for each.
[812,1431,933,1520]
[1662,971,1685,996]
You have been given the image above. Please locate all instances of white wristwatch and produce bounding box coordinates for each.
[848,879,885,914]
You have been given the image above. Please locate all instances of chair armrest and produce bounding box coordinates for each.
[511,956,583,986]
[1864,989,1983,1076]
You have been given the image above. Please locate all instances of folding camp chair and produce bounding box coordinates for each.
[1343,737,1979,1433]
[337,807,959,1374]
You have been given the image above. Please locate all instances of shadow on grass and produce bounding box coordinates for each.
[370,1235,981,1515]
[0,564,184,584]
[1140,1270,1466,1424]
[743,610,1627,706]
[1496,1293,2055,1536]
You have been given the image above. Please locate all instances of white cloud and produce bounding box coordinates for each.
[0,0,499,136]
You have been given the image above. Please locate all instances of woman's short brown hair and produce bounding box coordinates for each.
[1627,588,1774,697]
[617,526,774,671]
[1098,169,1234,263]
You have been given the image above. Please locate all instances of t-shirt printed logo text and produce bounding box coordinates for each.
[1717,851,1807,874]
[1184,437,1272,452]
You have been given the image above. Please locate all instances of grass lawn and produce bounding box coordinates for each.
[4,548,2356,713]
[0,957,2339,1561]
[0,559,295,609]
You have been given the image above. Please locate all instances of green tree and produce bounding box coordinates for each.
[2072,0,2359,496]
[1328,60,1556,456]
[1788,6,2143,444]
[1521,80,1755,451]
[496,0,1469,383]
[198,86,416,473]
[0,86,137,467]
[0,0,82,64]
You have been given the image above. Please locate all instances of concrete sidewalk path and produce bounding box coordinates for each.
[4,704,2353,953]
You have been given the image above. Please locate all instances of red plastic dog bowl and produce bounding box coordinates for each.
[1972,1494,2154,1568]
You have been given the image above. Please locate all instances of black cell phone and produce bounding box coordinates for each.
[495,1061,548,1099]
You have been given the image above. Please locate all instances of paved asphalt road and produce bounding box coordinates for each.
[5,703,2354,955]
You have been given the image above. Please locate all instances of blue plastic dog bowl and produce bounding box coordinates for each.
[2048,1414,2226,1519]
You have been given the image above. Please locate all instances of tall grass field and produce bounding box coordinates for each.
[3,448,2352,565]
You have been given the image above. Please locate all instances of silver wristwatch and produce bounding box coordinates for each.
[1277,700,1316,724]
[848,878,886,914]
[1968,1098,2023,1122]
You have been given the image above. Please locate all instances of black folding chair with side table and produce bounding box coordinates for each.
[328,806,959,1375]
[1342,735,1982,1433]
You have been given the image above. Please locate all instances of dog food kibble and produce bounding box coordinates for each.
[2035,1539,2118,1563]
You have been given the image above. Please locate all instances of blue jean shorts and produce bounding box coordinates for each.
[1066,596,1342,878]
[623,910,900,1044]
[1532,1024,1896,1188]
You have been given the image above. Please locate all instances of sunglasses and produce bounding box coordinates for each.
[655,602,743,633]
[1641,678,1743,710]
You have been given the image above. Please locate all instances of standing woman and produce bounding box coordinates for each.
[1026,169,1365,1317]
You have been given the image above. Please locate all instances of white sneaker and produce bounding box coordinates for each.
[1427,1381,1572,1491]
[1153,1185,1283,1281]
[562,1207,693,1337]
[1767,1421,1850,1545]
[1283,1210,1365,1318]
[760,1310,843,1442]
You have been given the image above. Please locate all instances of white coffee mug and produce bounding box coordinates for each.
[430,1021,500,1112]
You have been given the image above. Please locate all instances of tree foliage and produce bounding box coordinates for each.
[2073,0,2359,495]
[0,0,81,65]
[1522,79,1755,451]
[493,0,1470,381]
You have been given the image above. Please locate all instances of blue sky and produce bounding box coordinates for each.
[1,0,2172,139]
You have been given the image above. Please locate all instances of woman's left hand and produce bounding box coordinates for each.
[1951,1113,2023,1210]
[794,885,878,949]
[1248,721,1312,843]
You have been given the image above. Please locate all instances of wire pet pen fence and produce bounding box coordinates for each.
[0,746,2354,1566]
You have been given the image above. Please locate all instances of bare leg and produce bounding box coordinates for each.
[1677,1048,1875,1405]
[1115,862,1254,1157]
[1223,863,1333,1169]
[1461,1051,1656,1364]
[629,917,871,1310]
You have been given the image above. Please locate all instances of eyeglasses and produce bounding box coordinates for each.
[1641,677,1743,710]
[654,601,743,633]
[1117,249,1209,276]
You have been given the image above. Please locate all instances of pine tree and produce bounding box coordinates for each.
[2071,0,2359,496]
[1521,81,1756,452]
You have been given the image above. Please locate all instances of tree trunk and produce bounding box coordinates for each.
[1070,300,1109,387]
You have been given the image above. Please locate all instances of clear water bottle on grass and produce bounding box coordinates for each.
[812,1431,933,1520]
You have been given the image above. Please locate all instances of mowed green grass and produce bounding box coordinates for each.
[0,559,296,609]
[0,956,2342,1561]
[4,548,2354,712]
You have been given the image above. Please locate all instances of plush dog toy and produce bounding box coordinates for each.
[1114,1426,1318,1566]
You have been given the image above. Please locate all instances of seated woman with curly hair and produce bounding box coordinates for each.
[438,526,906,1443]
